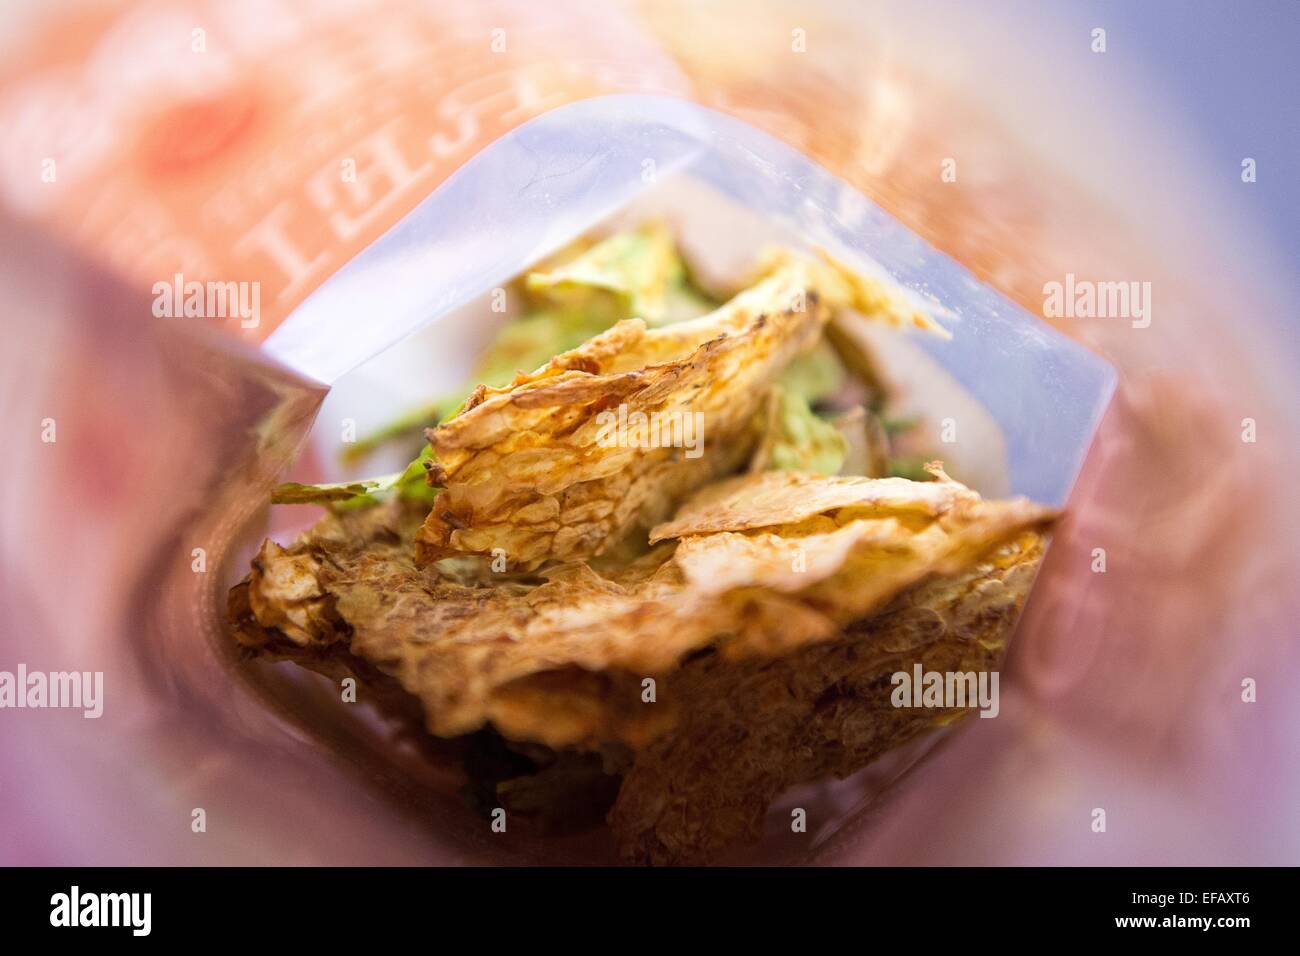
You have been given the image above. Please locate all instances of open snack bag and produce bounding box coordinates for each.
[1,2,1135,867]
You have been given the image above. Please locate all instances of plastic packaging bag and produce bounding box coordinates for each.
[3,0,1294,870]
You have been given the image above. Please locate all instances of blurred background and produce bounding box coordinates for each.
[0,0,1296,864]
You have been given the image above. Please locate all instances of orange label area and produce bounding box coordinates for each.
[0,0,688,340]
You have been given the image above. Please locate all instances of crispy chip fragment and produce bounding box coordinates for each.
[523,220,691,325]
[650,462,979,541]
[415,254,930,570]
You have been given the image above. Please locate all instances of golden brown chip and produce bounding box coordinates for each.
[665,469,1055,659]
[414,253,936,570]
[649,462,980,542]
